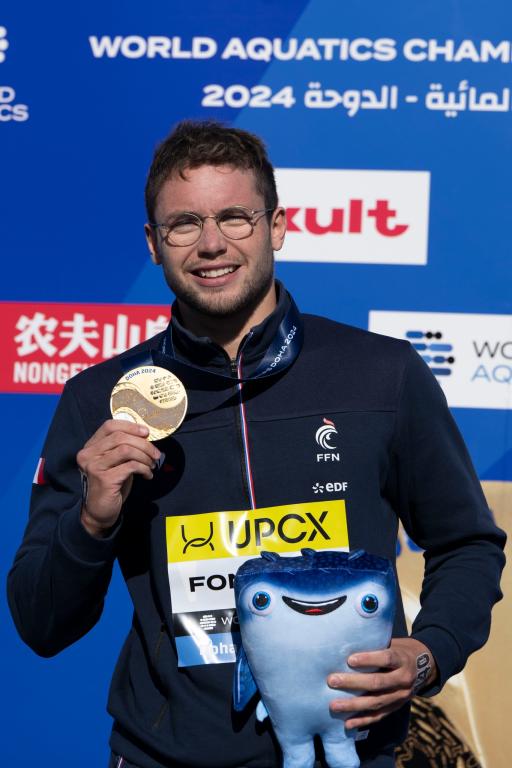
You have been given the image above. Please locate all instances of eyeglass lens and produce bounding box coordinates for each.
[165,208,256,245]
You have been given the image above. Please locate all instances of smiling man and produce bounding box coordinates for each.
[144,159,285,358]
[8,121,505,768]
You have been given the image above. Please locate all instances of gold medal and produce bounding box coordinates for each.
[110,365,187,441]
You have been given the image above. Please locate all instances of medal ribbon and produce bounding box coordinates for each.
[121,297,303,383]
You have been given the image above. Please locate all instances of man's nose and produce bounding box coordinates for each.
[197,216,227,254]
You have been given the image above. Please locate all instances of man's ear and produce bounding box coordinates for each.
[270,207,286,252]
[144,223,162,265]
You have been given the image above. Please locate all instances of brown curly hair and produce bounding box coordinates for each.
[145,120,278,222]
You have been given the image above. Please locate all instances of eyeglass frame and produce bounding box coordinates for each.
[147,206,276,247]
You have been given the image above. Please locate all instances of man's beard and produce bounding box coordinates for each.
[162,257,275,319]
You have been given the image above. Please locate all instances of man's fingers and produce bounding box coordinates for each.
[343,703,400,730]
[77,421,160,536]
[330,688,411,729]
[78,429,161,472]
[326,639,435,730]
[347,649,399,670]
[88,443,160,472]
[330,687,411,716]
[328,668,405,693]
[82,419,150,448]
[86,460,155,498]
[108,460,155,484]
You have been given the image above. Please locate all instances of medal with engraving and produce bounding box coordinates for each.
[110,365,187,441]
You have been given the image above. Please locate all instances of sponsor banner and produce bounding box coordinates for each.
[88,34,512,65]
[0,302,170,394]
[275,169,430,265]
[369,310,512,409]
[0,28,30,122]
[166,500,348,562]
[396,481,511,768]
[166,501,349,666]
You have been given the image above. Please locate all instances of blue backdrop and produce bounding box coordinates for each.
[1,1,510,765]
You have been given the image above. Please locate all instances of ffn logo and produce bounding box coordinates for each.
[315,418,340,463]
[315,418,337,449]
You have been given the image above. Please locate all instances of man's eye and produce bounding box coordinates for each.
[219,211,251,226]
[169,217,200,233]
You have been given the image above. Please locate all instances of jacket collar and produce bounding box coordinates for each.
[169,281,293,373]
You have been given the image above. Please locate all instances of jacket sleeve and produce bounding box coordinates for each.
[388,345,506,693]
[7,382,119,657]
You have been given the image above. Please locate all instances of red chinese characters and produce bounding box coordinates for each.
[1,302,170,394]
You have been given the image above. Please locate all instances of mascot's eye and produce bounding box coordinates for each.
[360,594,378,614]
[247,587,275,615]
[355,588,384,618]
[252,591,271,610]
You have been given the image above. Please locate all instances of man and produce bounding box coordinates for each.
[8,121,505,768]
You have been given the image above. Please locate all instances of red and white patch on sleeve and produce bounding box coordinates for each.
[33,457,47,485]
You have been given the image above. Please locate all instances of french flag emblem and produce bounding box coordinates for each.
[33,457,47,485]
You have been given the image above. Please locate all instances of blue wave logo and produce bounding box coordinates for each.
[405,329,455,377]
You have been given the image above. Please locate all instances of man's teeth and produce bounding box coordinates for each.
[198,266,236,278]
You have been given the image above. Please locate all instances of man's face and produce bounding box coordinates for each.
[145,165,286,319]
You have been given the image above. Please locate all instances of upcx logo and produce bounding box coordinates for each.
[0,27,8,63]
[167,501,349,562]
[181,522,214,554]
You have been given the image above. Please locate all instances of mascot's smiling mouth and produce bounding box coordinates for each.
[282,595,347,615]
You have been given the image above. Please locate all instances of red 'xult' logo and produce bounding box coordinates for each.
[285,199,408,237]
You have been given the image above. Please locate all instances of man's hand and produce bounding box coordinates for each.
[77,420,162,538]
[327,638,437,729]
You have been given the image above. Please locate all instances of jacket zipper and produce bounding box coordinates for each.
[231,357,257,510]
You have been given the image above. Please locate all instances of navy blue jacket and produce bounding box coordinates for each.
[8,285,506,768]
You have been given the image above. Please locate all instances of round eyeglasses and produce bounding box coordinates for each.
[149,206,274,247]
